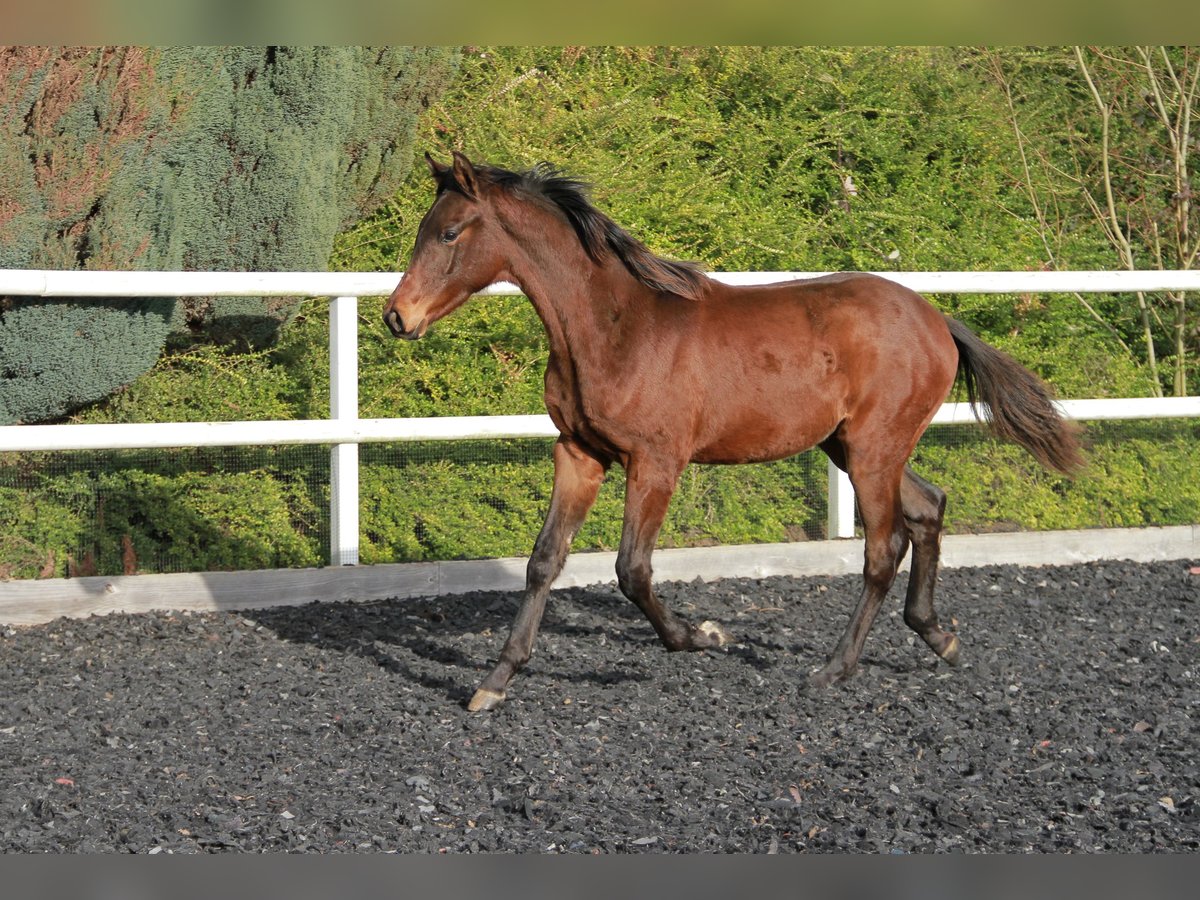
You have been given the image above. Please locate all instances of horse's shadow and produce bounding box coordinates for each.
[248,586,668,706]
[245,581,818,706]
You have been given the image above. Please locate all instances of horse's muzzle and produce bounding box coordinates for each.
[384,309,426,340]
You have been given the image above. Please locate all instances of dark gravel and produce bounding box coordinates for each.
[2,558,1198,853]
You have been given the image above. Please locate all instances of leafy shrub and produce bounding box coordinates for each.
[0,476,92,579]
[95,469,321,573]
[358,441,827,564]
[75,343,305,424]
[0,46,458,424]
[0,449,324,578]
[912,420,1200,533]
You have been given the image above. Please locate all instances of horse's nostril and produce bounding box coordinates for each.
[384,309,402,335]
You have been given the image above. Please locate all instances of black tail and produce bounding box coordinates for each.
[946,317,1084,476]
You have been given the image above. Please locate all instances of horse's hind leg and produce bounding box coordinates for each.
[810,452,910,688]
[900,467,960,665]
[468,438,606,712]
[615,457,732,651]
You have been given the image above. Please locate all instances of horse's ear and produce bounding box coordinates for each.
[451,151,479,199]
[425,152,450,179]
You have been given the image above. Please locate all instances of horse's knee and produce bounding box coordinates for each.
[905,518,943,551]
[905,494,944,529]
[526,547,559,587]
[864,529,908,588]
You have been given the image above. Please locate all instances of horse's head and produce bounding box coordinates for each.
[383,151,511,340]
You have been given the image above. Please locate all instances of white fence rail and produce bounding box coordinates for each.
[3,270,1200,567]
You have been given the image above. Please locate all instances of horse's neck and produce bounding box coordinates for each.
[520,280,613,378]
[507,225,645,364]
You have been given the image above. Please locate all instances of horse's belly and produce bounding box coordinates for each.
[690,409,841,465]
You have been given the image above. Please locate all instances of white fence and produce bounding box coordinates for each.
[3,269,1200,570]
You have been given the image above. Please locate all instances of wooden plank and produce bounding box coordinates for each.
[6,397,1198,453]
[0,414,562,453]
[8,269,1200,298]
[1,526,1195,627]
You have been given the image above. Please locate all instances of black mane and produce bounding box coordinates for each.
[466,162,711,301]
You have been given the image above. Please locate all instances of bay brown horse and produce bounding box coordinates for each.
[384,152,1083,712]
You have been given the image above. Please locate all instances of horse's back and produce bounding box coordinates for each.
[682,273,957,463]
[725,272,944,325]
[705,272,954,371]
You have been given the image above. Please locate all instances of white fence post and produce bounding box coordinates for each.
[827,460,856,539]
[330,296,359,565]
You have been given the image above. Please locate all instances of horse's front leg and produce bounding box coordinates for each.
[468,438,606,712]
[615,457,733,651]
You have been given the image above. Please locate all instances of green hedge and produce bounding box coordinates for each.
[4,421,1196,580]
[913,421,1200,533]
[358,442,826,565]
[0,449,325,579]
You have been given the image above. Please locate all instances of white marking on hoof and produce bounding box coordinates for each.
[698,620,733,646]
[938,634,961,666]
[808,668,836,689]
[467,688,505,712]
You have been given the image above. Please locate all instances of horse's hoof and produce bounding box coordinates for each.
[937,633,962,666]
[806,664,847,690]
[697,620,733,647]
[467,688,506,712]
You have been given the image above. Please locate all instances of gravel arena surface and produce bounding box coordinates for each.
[2,558,1198,853]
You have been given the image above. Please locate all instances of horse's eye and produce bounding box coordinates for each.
[440,228,459,244]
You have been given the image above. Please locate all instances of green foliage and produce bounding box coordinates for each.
[358,295,549,418]
[0,449,324,578]
[97,469,320,573]
[144,47,458,347]
[0,298,176,425]
[360,449,554,563]
[650,457,825,548]
[75,343,305,424]
[0,46,458,424]
[0,476,90,579]
[912,421,1200,533]
[358,441,826,565]
[1,48,177,424]
[980,47,1200,396]
[344,46,1049,271]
